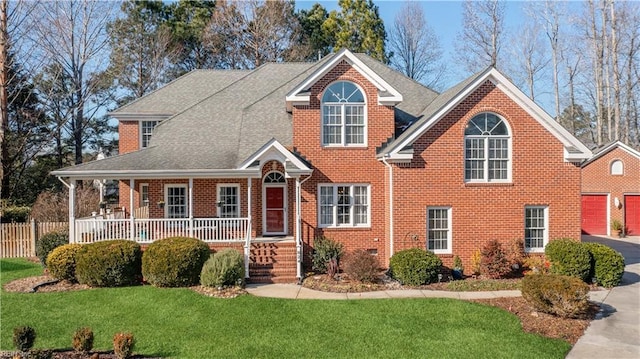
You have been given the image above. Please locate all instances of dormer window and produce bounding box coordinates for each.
[321,81,366,146]
[464,113,511,182]
[141,120,159,148]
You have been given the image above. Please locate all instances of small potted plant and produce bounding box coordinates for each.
[157,200,165,209]
[612,219,623,238]
[452,255,464,280]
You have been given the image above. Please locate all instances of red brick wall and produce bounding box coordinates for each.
[293,60,396,265]
[118,121,139,155]
[582,147,640,225]
[392,81,582,271]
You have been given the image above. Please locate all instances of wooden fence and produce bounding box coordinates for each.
[1,221,68,258]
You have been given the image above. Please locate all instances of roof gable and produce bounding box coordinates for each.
[582,141,640,167]
[285,48,403,110]
[379,68,592,162]
[239,138,312,177]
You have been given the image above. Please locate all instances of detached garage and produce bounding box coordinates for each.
[581,195,608,235]
[625,195,640,236]
[582,141,640,238]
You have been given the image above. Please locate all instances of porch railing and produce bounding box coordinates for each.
[74,217,250,244]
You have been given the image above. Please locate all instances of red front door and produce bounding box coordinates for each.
[581,195,608,235]
[265,187,285,234]
[625,195,640,236]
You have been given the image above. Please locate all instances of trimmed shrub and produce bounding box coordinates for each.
[200,249,245,288]
[113,332,135,359]
[72,327,94,353]
[142,236,210,287]
[584,242,625,287]
[76,240,142,287]
[522,274,590,318]
[46,244,83,282]
[342,249,379,283]
[312,236,344,274]
[1,205,31,222]
[480,240,512,279]
[389,248,442,286]
[13,326,36,352]
[545,239,591,281]
[35,230,69,266]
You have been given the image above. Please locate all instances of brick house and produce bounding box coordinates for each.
[581,141,640,236]
[52,49,592,282]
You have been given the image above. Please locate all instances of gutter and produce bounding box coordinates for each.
[381,155,394,263]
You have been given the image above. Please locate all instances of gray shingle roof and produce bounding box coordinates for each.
[53,52,442,177]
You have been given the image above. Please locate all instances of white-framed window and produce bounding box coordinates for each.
[321,81,367,147]
[165,184,187,218]
[524,206,548,253]
[318,184,370,227]
[140,183,149,206]
[464,113,511,182]
[611,160,623,175]
[427,207,452,254]
[140,120,159,148]
[217,184,240,218]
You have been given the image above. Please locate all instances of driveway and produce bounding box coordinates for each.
[566,235,640,359]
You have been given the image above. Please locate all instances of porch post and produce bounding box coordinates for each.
[188,178,194,238]
[295,177,302,280]
[244,178,252,279]
[69,180,76,243]
[129,179,135,241]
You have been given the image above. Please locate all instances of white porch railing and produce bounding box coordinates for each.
[74,217,250,244]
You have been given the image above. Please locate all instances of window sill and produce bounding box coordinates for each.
[464,182,513,187]
[525,248,545,254]
[319,226,371,230]
[321,145,368,149]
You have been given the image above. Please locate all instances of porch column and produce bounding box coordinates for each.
[295,177,302,279]
[188,178,194,238]
[129,179,135,241]
[244,178,252,279]
[69,180,76,243]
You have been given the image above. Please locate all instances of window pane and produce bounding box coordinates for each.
[525,207,546,250]
[320,186,334,225]
[219,186,238,218]
[322,81,365,103]
[353,186,368,225]
[141,121,159,148]
[427,208,449,251]
[323,105,342,144]
[337,186,350,225]
[140,184,149,205]
[167,186,186,218]
[465,138,485,180]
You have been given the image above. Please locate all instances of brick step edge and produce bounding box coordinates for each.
[247,276,299,284]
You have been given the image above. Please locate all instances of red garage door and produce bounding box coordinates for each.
[625,195,640,236]
[582,195,608,235]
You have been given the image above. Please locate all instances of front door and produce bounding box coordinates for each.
[264,186,286,235]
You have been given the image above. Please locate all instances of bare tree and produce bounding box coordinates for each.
[30,0,116,165]
[455,0,506,72]
[387,1,445,88]
[1,0,8,200]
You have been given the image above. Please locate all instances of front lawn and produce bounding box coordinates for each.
[1,259,571,358]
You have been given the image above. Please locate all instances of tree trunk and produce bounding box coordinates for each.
[0,0,8,199]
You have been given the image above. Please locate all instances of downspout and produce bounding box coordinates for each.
[57,177,74,243]
[296,173,313,284]
[382,155,394,263]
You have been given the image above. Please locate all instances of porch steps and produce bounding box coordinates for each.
[248,242,298,284]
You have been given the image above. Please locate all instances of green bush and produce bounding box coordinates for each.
[72,327,94,353]
[113,332,135,359]
[142,236,210,287]
[480,240,513,279]
[522,274,590,318]
[35,230,69,266]
[46,244,83,282]
[342,249,379,283]
[312,236,344,273]
[13,326,36,352]
[1,205,31,222]
[200,249,245,288]
[545,239,591,281]
[75,240,142,287]
[583,242,625,287]
[389,248,442,286]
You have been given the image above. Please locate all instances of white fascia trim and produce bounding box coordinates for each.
[239,138,311,172]
[50,169,261,180]
[582,141,640,167]
[109,113,173,121]
[285,49,403,107]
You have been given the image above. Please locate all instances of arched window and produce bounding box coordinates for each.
[464,113,511,182]
[321,81,366,146]
[264,171,286,183]
[611,160,623,175]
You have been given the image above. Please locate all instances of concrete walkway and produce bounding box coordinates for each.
[567,235,640,359]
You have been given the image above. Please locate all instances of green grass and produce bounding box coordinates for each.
[1,259,570,358]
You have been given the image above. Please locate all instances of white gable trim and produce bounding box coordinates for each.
[385,68,591,162]
[239,138,312,175]
[582,141,640,167]
[285,49,402,110]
